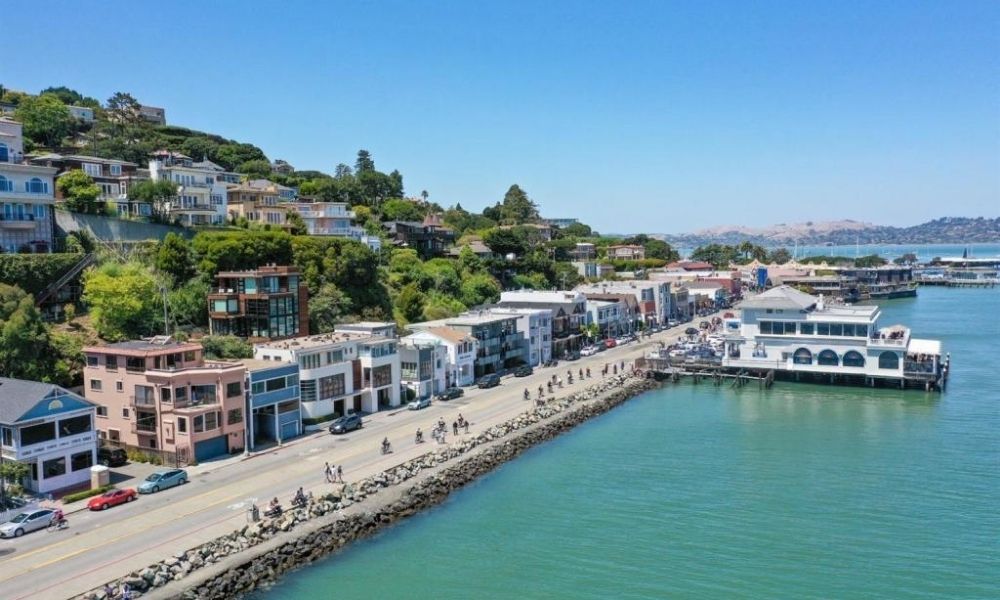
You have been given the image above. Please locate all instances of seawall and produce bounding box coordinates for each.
[76,374,661,600]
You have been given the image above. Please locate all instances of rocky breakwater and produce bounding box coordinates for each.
[75,373,660,600]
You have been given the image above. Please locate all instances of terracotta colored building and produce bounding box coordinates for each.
[207,265,309,340]
[82,337,247,463]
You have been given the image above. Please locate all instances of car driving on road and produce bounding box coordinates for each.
[329,413,363,434]
[477,373,501,388]
[407,397,431,410]
[436,387,464,401]
[87,488,138,511]
[0,509,55,538]
[138,469,187,494]
[513,365,533,377]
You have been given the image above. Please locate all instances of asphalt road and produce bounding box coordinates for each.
[0,323,699,600]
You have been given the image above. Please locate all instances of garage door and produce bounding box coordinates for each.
[194,435,228,462]
[280,420,300,441]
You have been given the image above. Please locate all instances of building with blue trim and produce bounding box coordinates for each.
[0,378,98,494]
[244,360,302,450]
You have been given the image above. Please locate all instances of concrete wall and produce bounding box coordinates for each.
[56,211,192,242]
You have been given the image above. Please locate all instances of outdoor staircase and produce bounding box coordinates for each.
[35,253,96,306]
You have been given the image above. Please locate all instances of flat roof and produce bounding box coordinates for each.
[85,338,202,355]
[909,338,942,355]
[256,331,389,351]
[240,358,294,371]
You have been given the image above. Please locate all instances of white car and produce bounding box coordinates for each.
[580,346,598,357]
[407,397,431,410]
[0,509,55,538]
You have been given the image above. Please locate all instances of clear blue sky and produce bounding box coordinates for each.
[3,0,998,233]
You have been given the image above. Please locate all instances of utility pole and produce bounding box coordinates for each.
[161,286,170,335]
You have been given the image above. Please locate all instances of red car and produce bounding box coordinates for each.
[604,338,617,349]
[87,488,137,511]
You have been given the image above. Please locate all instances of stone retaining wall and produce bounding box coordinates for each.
[76,374,660,600]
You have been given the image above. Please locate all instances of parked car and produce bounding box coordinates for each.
[87,488,137,511]
[0,496,27,511]
[329,413,363,434]
[604,338,617,349]
[513,365,533,377]
[580,346,598,357]
[436,387,465,401]
[477,373,501,389]
[0,509,55,538]
[542,359,559,367]
[97,447,128,467]
[137,469,188,494]
[685,327,699,335]
[407,397,432,410]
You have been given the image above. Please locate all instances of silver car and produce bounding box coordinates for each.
[0,509,55,538]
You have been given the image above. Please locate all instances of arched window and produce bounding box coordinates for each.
[26,178,47,194]
[0,142,8,162]
[878,351,899,370]
[0,174,9,192]
[817,350,839,366]
[792,348,812,365]
[842,351,865,367]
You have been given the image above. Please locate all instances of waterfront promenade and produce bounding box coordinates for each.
[0,325,683,600]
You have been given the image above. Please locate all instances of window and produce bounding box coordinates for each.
[817,323,830,335]
[26,178,48,194]
[226,382,242,398]
[110,164,122,176]
[184,351,196,362]
[204,411,219,430]
[21,422,55,446]
[841,324,855,337]
[266,377,286,392]
[878,351,899,370]
[96,406,108,417]
[122,407,129,418]
[177,417,187,433]
[227,408,243,425]
[161,388,172,403]
[175,387,187,403]
[193,415,204,433]
[58,415,91,436]
[115,381,123,392]
[829,324,843,336]
[191,385,216,405]
[319,374,346,399]
[843,351,865,367]
[43,457,66,479]
[300,379,316,402]
[792,348,813,365]
[83,163,102,177]
[326,350,344,364]
[817,350,839,366]
[87,355,99,367]
[1,426,13,447]
[799,323,814,335]
[760,321,771,334]
[90,379,102,391]
[370,365,392,388]
[299,353,320,369]
[71,451,93,472]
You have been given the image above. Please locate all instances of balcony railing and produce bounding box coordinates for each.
[130,394,157,408]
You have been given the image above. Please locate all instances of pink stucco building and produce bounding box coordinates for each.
[83,336,247,464]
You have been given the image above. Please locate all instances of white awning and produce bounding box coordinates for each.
[908,338,942,356]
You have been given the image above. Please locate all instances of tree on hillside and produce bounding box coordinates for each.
[382,198,425,222]
[286,211,307,236]
[737,240,768,261]
[690,244,740,268]
[499,185,540,224]
[215,143,267,172]
[767,247,793,264]
[98,92,154,164]
[236,159,272,178]
[309,284,352,334]
[83,263,163,341]
[355,149,375,173]
[560,222,593,237]
[0,284,55,381]
[394,283,426,324]
[56,169,102,214]
[155,233,195,283]
[483,227,529,257]
[128,179,178,217]
[14,94,75,148]
[459,273,501,307]
[40,86,100,108]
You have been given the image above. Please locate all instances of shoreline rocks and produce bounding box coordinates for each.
[75,374,659,600]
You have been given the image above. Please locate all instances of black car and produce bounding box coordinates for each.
[685,327,699,335]
[97,447,128,467]
[513,365,533,377]
[477,374,501,389]
[329,413,363,434]
[436,387,465,401]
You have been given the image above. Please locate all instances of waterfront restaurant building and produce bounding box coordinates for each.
[722,286,944,389]
[0,378,98,494]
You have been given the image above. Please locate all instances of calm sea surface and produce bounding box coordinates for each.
[678,243,1000,262]
[258,287,999,599]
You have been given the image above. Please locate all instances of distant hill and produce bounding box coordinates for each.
[660,217,1000,247]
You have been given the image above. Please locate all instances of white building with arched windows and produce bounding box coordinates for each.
[0,118,57,253]
[722,286,945,390]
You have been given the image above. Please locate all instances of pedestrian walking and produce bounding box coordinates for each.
[464,420,470,434]
[324,462,332,483]
[452,421,459,436]
[337,464,343,483]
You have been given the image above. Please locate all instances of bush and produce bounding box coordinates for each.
[0,254,84,296]
[62,485,114,504]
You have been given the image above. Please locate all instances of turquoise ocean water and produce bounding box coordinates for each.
[677,243,1000,262]
[258,287,999,599]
